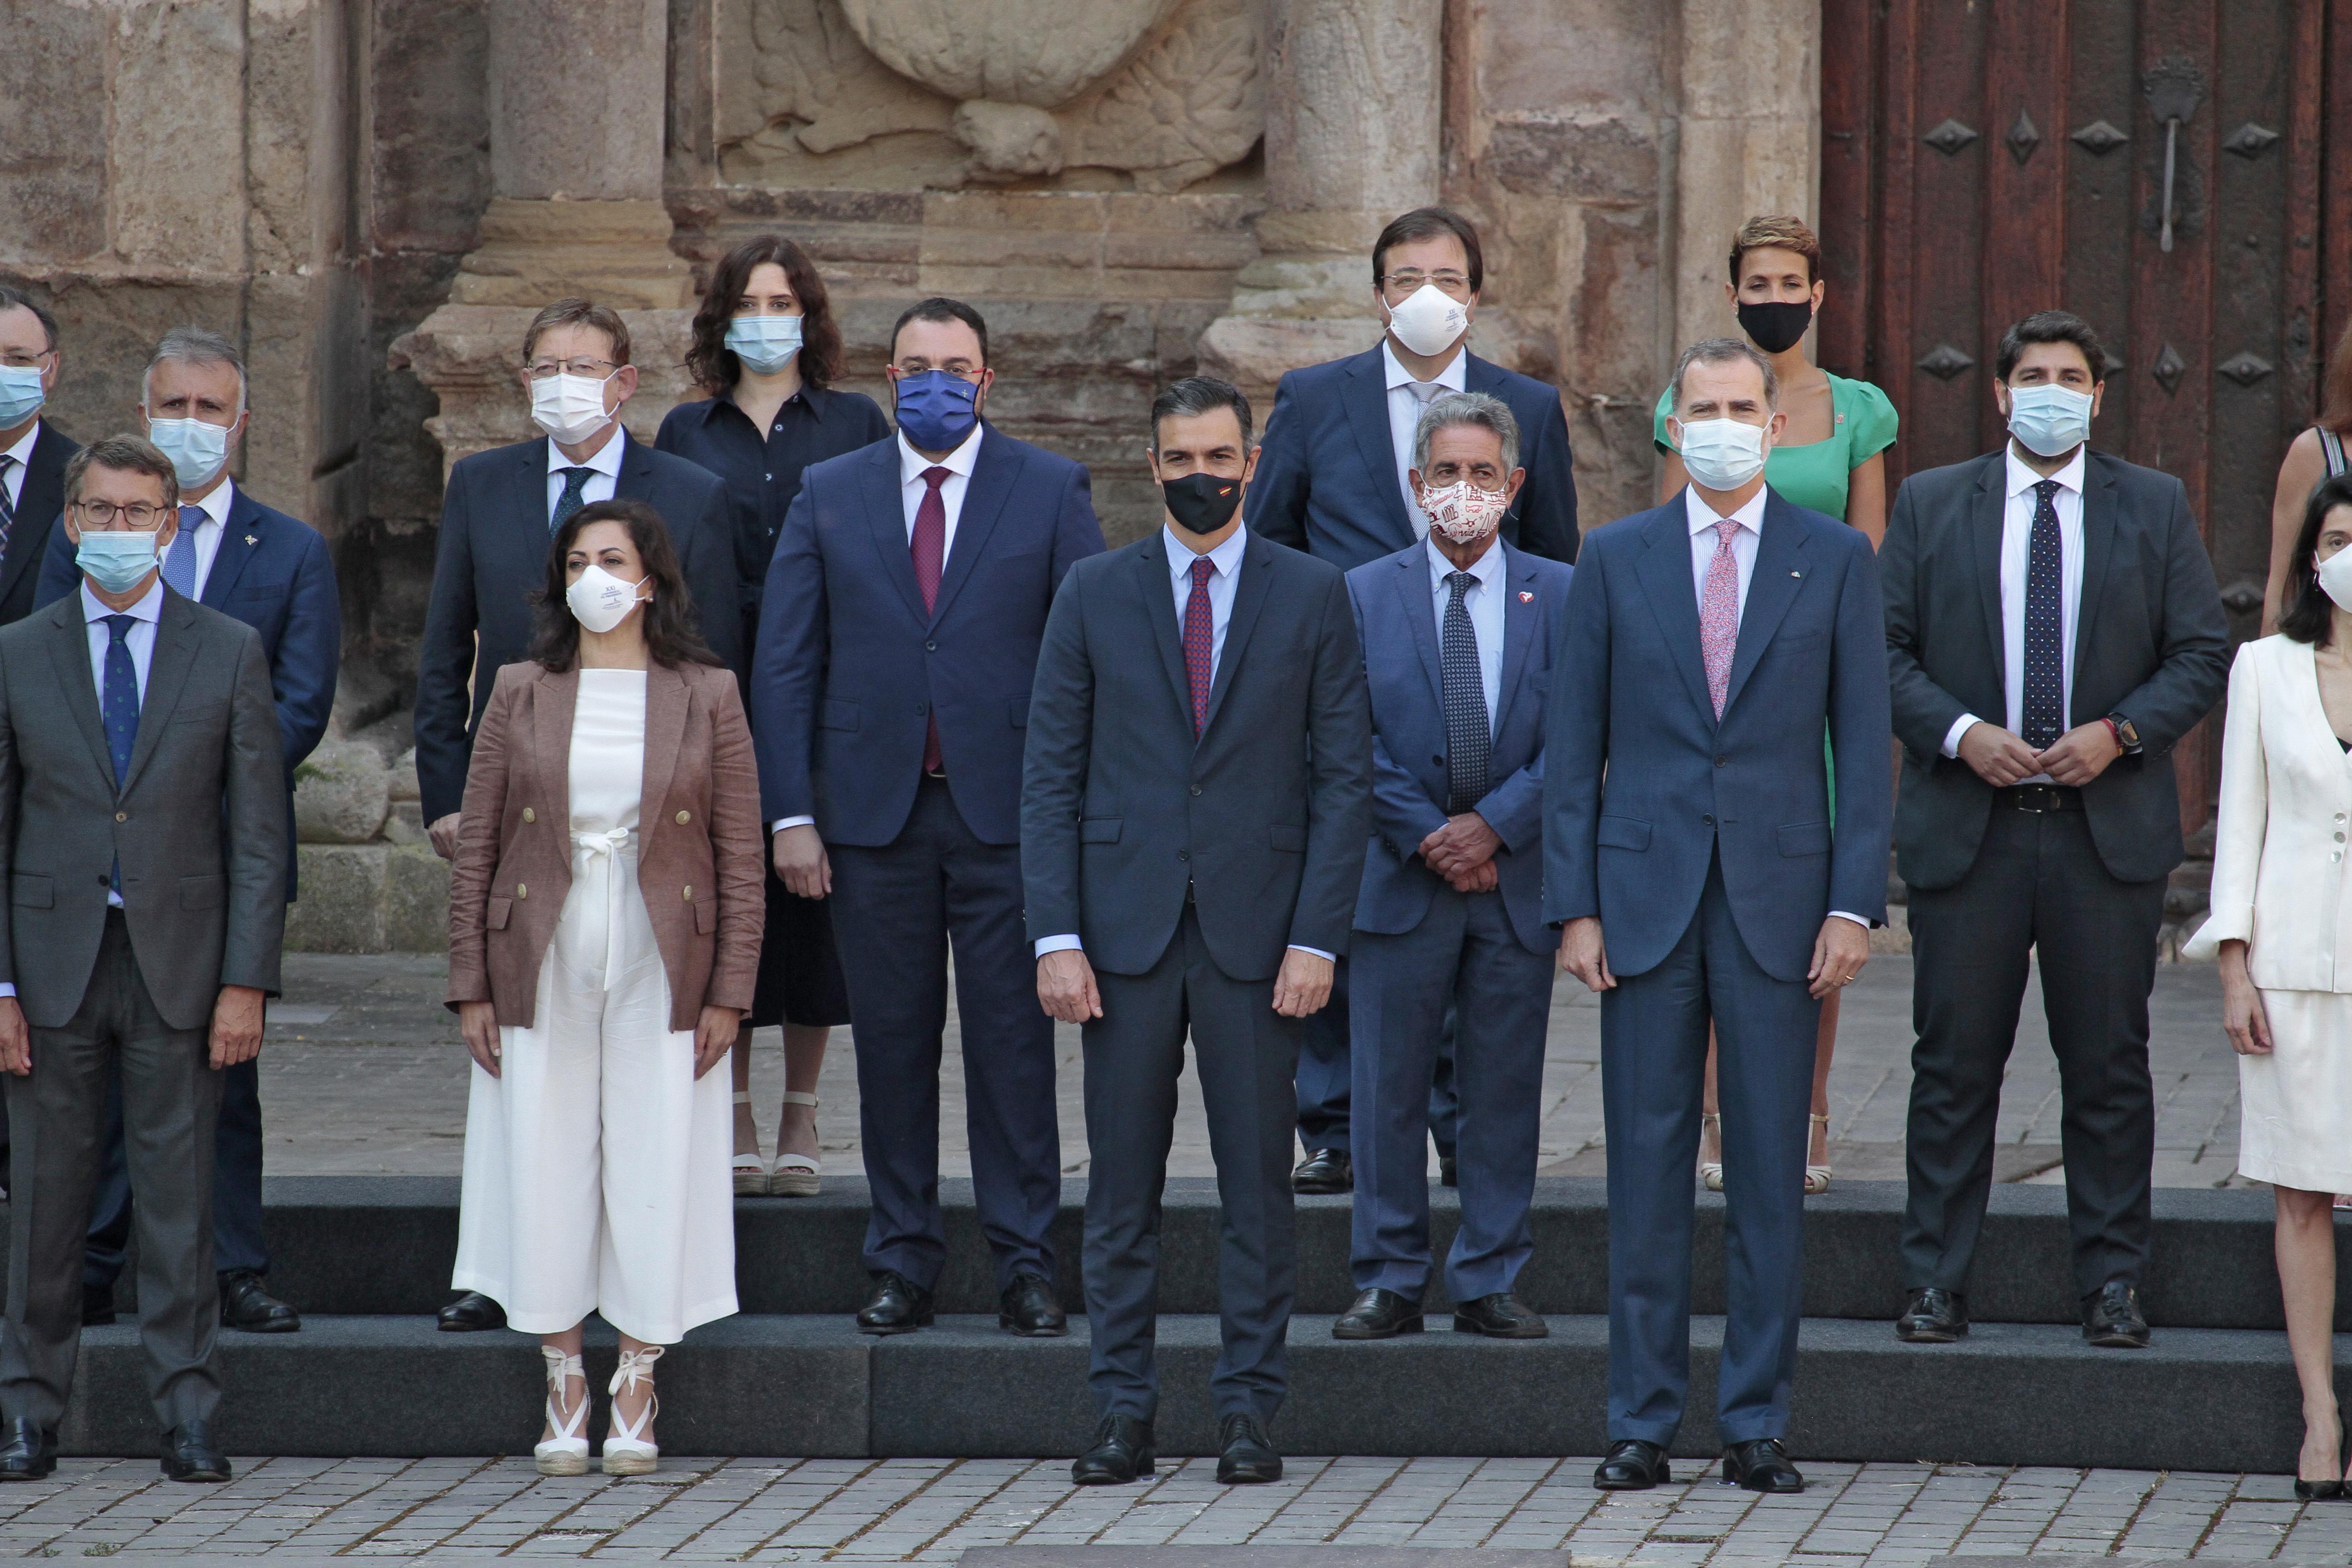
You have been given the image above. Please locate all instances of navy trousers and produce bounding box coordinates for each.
[1349,888,1550,1302]
[1601,855,1818,1447]
[86,1058,267,1288]
[1294,962,1350,1155]
[827,776,1058,1291]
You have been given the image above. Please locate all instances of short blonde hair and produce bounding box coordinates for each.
[1729,215,1821,286]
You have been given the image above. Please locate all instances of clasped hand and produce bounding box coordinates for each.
[1957,720,2120,788]
[1420,811,1501,893]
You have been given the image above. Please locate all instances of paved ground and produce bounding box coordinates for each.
[0,1454,2345,1562]
[259,952,2243,1188]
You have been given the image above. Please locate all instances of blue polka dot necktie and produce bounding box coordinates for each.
[551,466,594,532]
[2021,479,2065,750]
[101,613,140,896]
[162,506,202,598]
[1441,571,1491,813]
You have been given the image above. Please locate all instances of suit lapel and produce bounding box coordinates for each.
[1492,543,1540,734]
[1200,535,1274,737]
[2070,456,2120,722]
[1972,456,2008,691]
[612,428,656,502]
[118,593,201,797]
[1633,499,1715,723]
[861,441,929,625]
[927,425,1012,627]
[43,595,116,789]
[639,662,686,824]
[1134,535,1196,726]
[533,666,578,833]
[1719,492,1811,717]
[1342,349,1417,551]
[1400,549,1444,710]
[201,488,265,607]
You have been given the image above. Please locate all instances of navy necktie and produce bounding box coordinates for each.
[101,614,140,896]
[0,455,15,568]
[1441,571,1491,813]
[2021,479,2065,749]
[551,467,594,532]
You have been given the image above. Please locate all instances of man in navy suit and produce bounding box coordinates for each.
[1334,392,1569,1346]
[0,288,76,630]
[1025,377,1370,1487]
[1246,207,1579,1193]
[1545,339,1891,1497]
[34,328,339,1336]
[755,298,1104,1338]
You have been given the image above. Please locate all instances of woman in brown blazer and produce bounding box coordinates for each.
[446,499,764,1477]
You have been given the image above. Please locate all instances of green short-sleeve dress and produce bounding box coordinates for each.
[1654,371,1899,821]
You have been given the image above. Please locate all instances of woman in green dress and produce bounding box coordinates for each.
[1653,214,1899,1196]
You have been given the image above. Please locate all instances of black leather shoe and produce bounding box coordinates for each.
[2082,1280,2150,1348]
[1723,1436,1804,1493]
[219,1269,300,1333]
[0,1420,57,1481]
[1592,1438,1669,1490]
[1216,1412,1282,1484]
[1000,1272,1067,1337]
[2296,1416,2347,1499]
[82,1284,117,1328]
[436,1291,505,1332]
[1895,1286,1968,1343]
[1453,1291,1548,1339]
[1439,1155,1458,1188]
[160,1422,230,1483]
[1333,1287,1424,1339]
[1070,1414,1155,1485]
[1292,1147,1352,1195]
[857,1271,935,1335]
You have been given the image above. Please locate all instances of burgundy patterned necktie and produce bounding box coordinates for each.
[911,465,950,773]
[1183,555,1214,735]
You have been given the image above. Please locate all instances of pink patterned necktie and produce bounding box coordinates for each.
[1700,517,1741,719]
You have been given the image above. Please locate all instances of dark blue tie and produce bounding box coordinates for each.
[101,614,140,896]
[551,467,593,532]
[2021,479,2065,750]
[1441,571,1491,813]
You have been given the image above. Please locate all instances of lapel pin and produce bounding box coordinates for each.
[1518,590,1534,602]
[245,534,258,546]
[1791,570,1802,578]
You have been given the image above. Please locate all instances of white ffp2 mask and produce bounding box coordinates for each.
[1384,284,1469,358]
[566,563,648,633]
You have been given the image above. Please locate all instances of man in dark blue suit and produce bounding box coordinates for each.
[1544,339,1891,1497]
[1334,392,1569,1346]
[0,288,77,631]
[754,298,1104,1338]
[34,328,339,1335]
[1024,377,1370,1488]
[1245,207,1579,1192]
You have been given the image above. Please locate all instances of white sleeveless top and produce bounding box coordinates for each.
[568,669,647,835]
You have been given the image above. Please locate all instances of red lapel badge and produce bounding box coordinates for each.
[1518,590,1534,602]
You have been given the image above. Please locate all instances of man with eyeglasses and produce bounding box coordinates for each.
[1247,208,1582,1196]
[0,434,287,1485]
[31,327,339,1341]
[0,287,77,629]
[414,297,736,1334]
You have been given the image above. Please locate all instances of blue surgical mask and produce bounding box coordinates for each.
[726,314,804,375]
[76,529,162,595]
[892,369,980,453]
[0,364,45,428]
[2004,382,2094,458]
[146,415,233,487]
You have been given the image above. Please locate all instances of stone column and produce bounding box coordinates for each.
[1197,0,1445,408]
[393,0,694,476]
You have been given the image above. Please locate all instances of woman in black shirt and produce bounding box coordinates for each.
[657,235,889,1196]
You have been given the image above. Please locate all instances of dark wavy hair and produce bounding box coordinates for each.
[527,499,725,672]
[2279,471,2352,646]
[686,235,843,396]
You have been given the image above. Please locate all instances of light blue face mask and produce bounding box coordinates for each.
[0,365,44,428]
[726,314,804,375]
[146,415,233,488]
[76,529,162,595]
[2004,382,2095,458]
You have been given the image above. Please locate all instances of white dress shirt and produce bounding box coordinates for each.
[1383,339,1467,533]
[0,420,36,514]
[1426,534,1502,725]
[170,477,237,601]
[1034,523,1333,962]
[1940,444,2088,782]
[1686,485,1867,931]
[544,425,626,521]
[769,423,991,837]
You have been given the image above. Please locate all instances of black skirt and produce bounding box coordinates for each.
[748,860,853,1029]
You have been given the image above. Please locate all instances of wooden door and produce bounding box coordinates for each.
[1818,0,2352,832]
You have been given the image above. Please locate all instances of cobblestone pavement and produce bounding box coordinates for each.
[261,953,2240,1188]
[0,1455,2345,1563]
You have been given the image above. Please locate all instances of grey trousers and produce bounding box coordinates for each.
[1,912,222,1431]
[1082,906,1301,1425]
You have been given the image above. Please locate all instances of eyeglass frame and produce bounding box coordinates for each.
[0,347,57,372]
[69,499,173,530]
[523,357,620,381]
[1376,271,1476,301]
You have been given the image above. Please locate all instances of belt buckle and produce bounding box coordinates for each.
[2013,784,2059,813]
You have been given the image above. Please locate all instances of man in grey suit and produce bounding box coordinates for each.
[1023,377,1371,1489]
[0,436,286,1485]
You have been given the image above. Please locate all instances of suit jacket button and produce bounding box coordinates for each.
[1715,757,1727,768]
[926,640,937,652]
[115,811,127,823]
[1190,784,1202,796]
[1177,850,1189,862]
[516,884,527,899]
[522,808,535,823]
[916,702,928,716]
[1702,815,1715,827]
[676,810,691,824]
[97,874,110,886]
[683,884,693,900]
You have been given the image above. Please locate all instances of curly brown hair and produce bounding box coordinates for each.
[527,499,725,673]
[686,235,843,396]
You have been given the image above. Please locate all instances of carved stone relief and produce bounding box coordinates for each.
[716,0,1262,192]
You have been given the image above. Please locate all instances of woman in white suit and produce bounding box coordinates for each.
[2185,469,2352,1499]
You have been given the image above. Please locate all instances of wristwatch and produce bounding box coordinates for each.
[2105,713,2142,755]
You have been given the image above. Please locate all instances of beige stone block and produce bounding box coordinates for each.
[0,4,107,263]
[488,0,666,202]
[448,199,692,311]
[1196,314,1372,406]
[294,740,392,845]
[385,845,453,954]
[108,0,248,274]
[1264,0,1443,218]
[388,749,423,804]
[285,844,389,955]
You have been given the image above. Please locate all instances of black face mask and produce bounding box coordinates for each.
[1162,471,1245,535]
[1736,299,1814,355]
